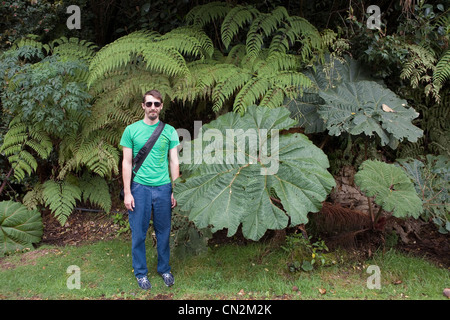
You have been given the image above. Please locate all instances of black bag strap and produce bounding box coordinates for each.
[132,121,165,179]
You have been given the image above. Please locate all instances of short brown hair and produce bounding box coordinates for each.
[142,89,163,103]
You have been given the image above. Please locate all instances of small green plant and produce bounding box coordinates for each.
[170,210,212,258]
[111,213,130,236]
[282,233,330,272]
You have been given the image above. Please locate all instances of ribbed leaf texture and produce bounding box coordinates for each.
[174,106,335,240]
[287,55,423,148]
[318,80,423,147]
[354,160,423,219]
[0,201,43,257]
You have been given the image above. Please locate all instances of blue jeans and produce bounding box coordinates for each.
[128,182,172,277]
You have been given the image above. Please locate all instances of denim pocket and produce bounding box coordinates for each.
[131,181,142,193]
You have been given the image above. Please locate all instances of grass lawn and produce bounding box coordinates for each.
[0,238,448,300]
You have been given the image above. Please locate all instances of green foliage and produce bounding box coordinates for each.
[348,1,449,103]
[396,155,450,234]
[170,210,212,258]
[78,172,112,213]
[185,1,232,29]
[396,88,450,158]
[0,200,43,257]
[287,55,423,149]
[42,177,82,225]
[174,106,335,241]
[282,234,331,272]
[354,160,423,219]
[0,117,52,181]
[87,3,334,119]
[0,1,60,49]
[1,37,93,137]
[0,37,116,224]
[433,49,450,91]
[318,80,422,148]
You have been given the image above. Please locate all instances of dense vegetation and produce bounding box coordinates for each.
[0,1,448,257]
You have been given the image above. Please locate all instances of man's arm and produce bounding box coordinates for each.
[122,146,135,211]
[169,146,180,208]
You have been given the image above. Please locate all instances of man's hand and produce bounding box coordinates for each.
[124,193,135,211]
[171,192,177,208]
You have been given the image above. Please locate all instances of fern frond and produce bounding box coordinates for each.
[225,44,247,65]
[233,77,272,114]
[320,29,338,48]
[400,44,436,87]
[141,45,190,77]
[79,173,111,213]
[8,152,37,180]
[27,125,53,158]
[0,123,27,153]
[221,5,259,49]
[286,16,323,62]
[185,1,232,28]
[433,49,450,88]
[212,66,253,112]
[268,30,290,57]
[87,31,160,86]
[112,70,172,109]
[42,178,82,225]
[245,7,289,59]
[260,87,286,109]
[50,36,97,63]
[266,52,302,72]
[77,137,120,178]
[159,26,214,59]
[23,183,45,211]
[0,119,52,181]
[12,37,50,55]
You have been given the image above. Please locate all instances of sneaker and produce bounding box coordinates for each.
[136,276,152,290]
[160,272,175,287]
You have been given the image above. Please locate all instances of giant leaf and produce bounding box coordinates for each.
[286,55,423,148]
[0,201,43,257]
[174,105,335,240]
[318,81,423,147]
[354,160,423,219]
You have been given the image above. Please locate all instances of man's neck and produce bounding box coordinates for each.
[143,117,159,126]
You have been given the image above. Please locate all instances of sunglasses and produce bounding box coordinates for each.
[144,101,162,108]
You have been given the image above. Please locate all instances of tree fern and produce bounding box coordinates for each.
[11,36,50,57]
[87,4,332,117]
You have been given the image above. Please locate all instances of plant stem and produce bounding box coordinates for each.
[0,167,14,196]
[374,205,383,223]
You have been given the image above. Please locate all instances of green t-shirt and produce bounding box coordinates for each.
[120,120,179,186]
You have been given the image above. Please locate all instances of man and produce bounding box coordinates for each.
[120,89,180,290]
